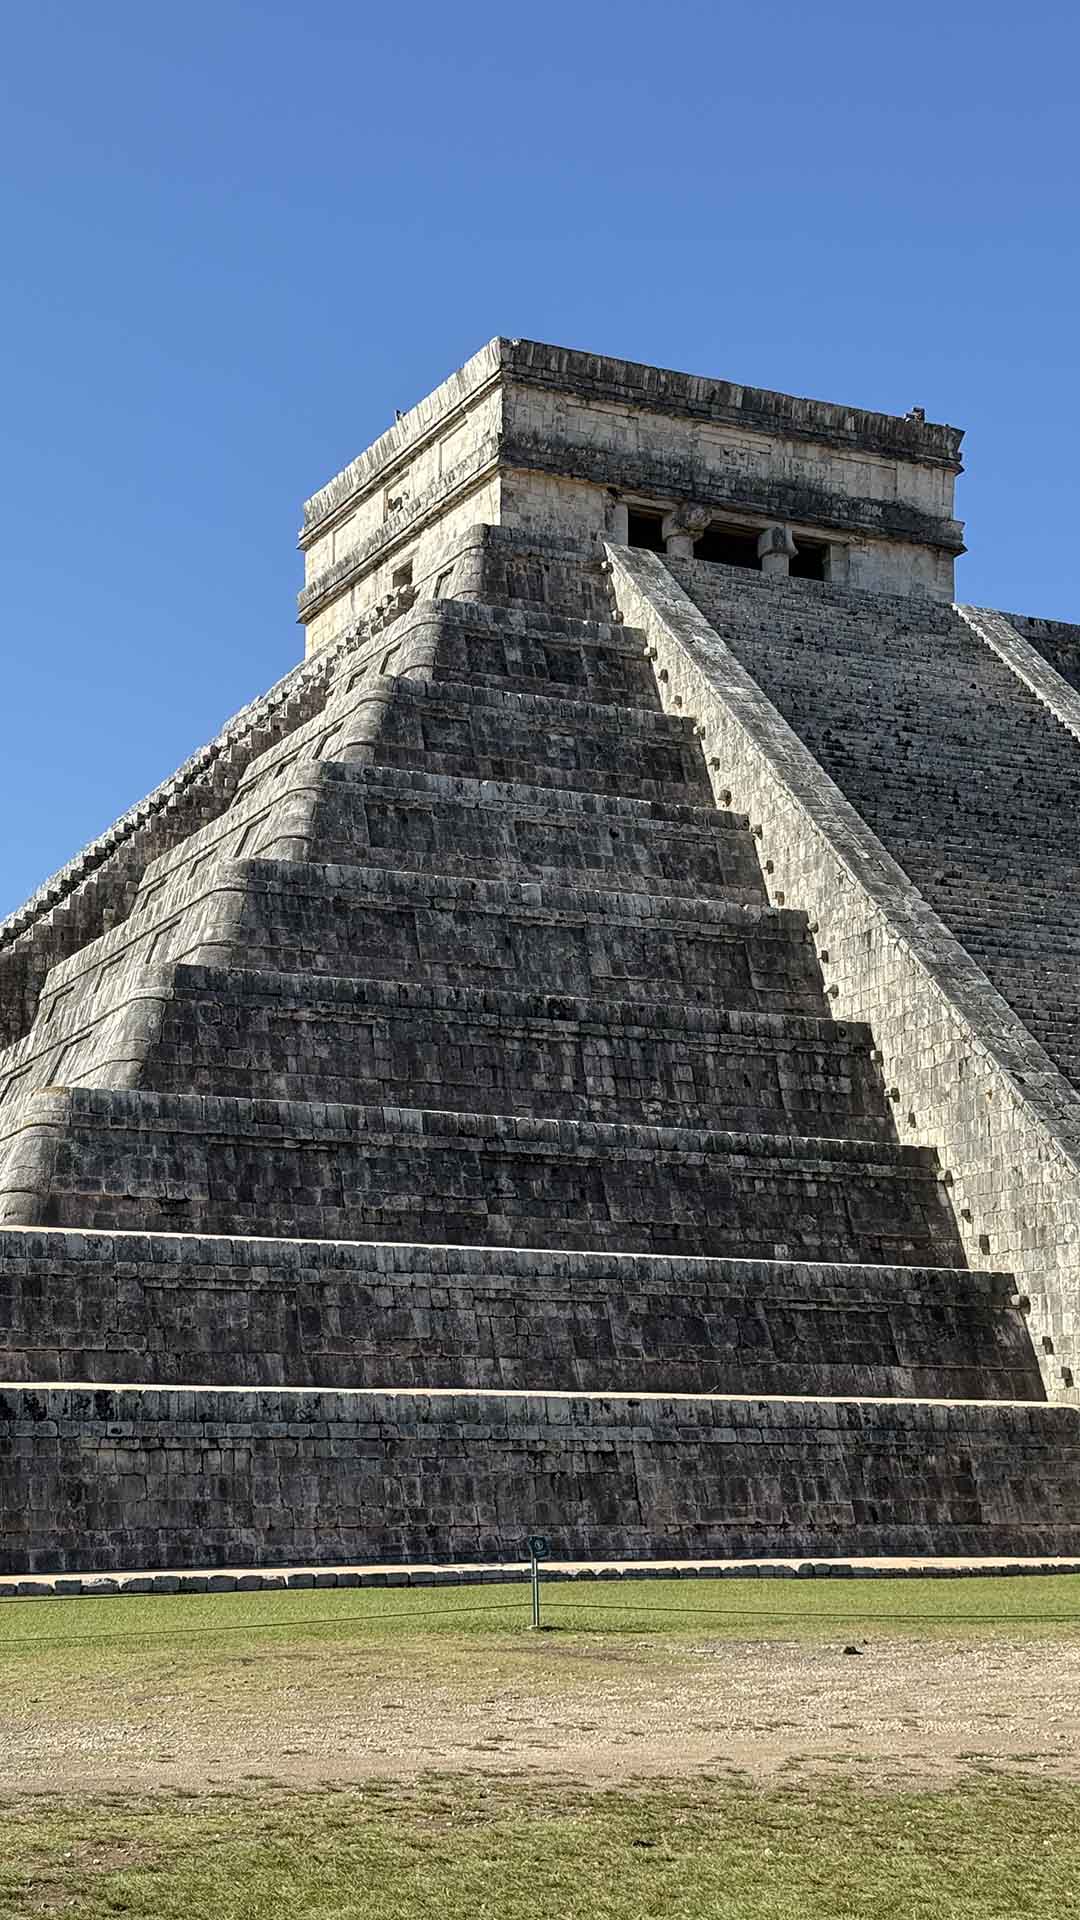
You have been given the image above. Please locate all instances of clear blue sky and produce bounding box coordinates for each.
[2,0,1077,919]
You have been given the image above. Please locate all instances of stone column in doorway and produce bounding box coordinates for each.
[758,524,798,577]
[662,506,712,558]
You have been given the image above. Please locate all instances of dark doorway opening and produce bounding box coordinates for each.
[693,524,761,570]
[791,539,828,581]
[627,508,666,553]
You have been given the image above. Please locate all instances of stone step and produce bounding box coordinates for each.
[448,525,618,626]
[425,630,658,709]
[300,674,711,805]
[82,967,893,1137]
[135,765,763,908]
[672,559,1080,1108]
[356,598,660,710]
[5,1382,1079,1574]
[0,1228,1039,1402]
[412,600,638,651]
[0,1089,962,1264]
[27,866,827,1052]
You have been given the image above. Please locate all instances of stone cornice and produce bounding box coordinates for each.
[300,341,503,547]
[299,422,964,632]
[297,422,960,625]
[297,438,501,624]
[300,336,964,550]
[503,339,964,470]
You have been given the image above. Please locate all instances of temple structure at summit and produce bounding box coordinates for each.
[4,338,1080,1576]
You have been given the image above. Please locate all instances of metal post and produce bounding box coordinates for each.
[526,1533,549,1629]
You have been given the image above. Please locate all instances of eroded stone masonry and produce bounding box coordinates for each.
[4,338,1080,1575]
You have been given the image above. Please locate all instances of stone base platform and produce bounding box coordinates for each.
[5,1381,1080,1574]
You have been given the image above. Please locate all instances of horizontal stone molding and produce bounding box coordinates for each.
[503,435,965,556]
[501,339,964,469]
[299,431,963,639]
[5,1556,1080,1596]
[608,544,1080,1401]
[16,1551,1080,1597]
[298,437,501,621]
[300,340,503,541]
[299,339,962,550]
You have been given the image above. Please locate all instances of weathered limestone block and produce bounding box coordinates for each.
[11,862,825,1041]
[116,970,890,1135]
[367,598,661,707]
[298,340,964,644]
[448,525,619,622]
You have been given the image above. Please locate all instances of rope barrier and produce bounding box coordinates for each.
[1,1593,1079,1650]
[541,1599,1080,1620]
[0,1602,524,1649]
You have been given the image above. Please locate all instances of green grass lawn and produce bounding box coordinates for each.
[1,1777,1078,1919]
[3,1570,1080,1658]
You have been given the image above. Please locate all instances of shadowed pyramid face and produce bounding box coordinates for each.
[0,515,1073,1581]
[0,566,941,1263]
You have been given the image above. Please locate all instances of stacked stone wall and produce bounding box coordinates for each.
[448,524,618,623]
[671,561,1080,1089]
[3,510,1073,1575]
[8,1390,1076,1582]
[6,1384,1079,1576]
[299,337,965,648]
[0,1087,957,1262]
[0,1232,1036,1400]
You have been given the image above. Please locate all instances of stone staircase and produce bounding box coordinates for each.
[2,541,1080,1573]
[672,557,1080,1091]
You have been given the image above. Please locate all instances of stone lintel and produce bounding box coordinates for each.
[297,442,966,631]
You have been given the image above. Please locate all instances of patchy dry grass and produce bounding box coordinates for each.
[3,1576,1080,1799]
[2,1576,1080,1912]
[1,1776,1078,1919]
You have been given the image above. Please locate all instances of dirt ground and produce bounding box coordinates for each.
[3,1633,1080,1796]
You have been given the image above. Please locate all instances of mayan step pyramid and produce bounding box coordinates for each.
[3,338,1080,1575]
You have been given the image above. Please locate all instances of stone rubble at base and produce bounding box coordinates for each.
[7,1557,1080,1601]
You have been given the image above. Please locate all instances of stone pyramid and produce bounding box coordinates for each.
[2,343,1080,1576]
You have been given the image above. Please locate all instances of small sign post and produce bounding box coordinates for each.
[527,1533,550,1630]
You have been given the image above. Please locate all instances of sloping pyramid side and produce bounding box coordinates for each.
[0,531,1075,1575]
